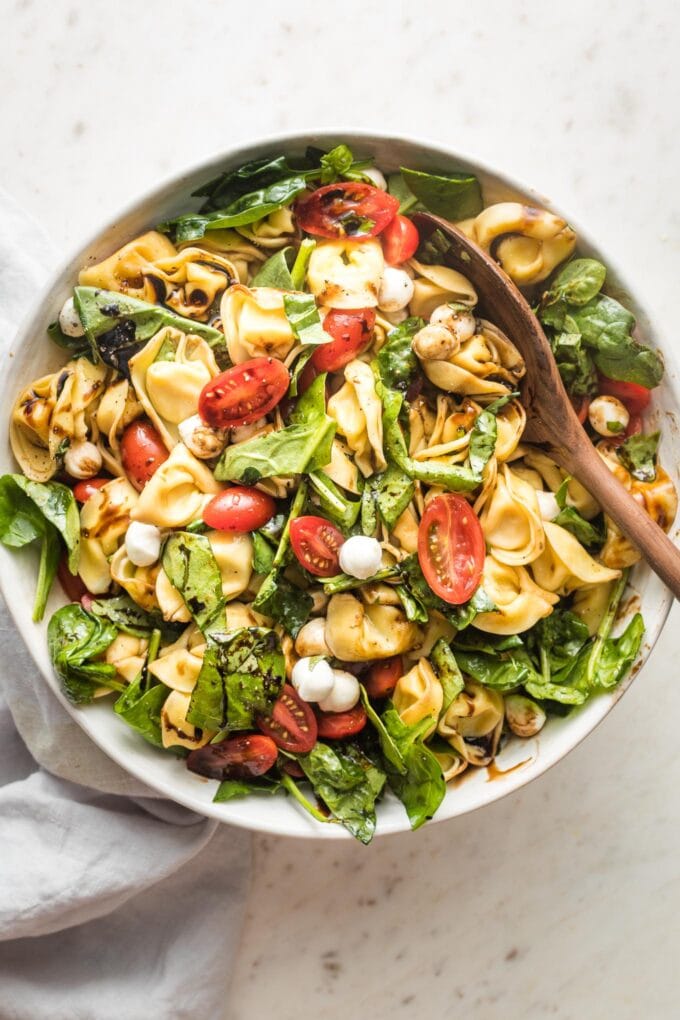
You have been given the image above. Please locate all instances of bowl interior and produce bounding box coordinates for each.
[0,130,675,839]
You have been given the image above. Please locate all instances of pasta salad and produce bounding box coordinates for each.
[1,144,675,842]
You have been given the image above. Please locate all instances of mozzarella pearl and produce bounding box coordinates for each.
[338,535,383,579]
[178,414,226,460]
[535,489,560,521]
[125,521,162,567]
[378,267,415,312]
[291,656,334,703]
[318,669,360,713]
[588,395,630,437]
[361,166,387,190]
[430,305,477,343]
[63,440,102,479]
[58,296,85,337]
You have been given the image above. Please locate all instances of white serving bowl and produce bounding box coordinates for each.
[1,131,677,840]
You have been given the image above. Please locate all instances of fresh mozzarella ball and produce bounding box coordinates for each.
[588,395,630,437]
[338,535,383,579]
[230,419,266,444]
[58,296,85,337]
[178,414,226,460]
[318,669,360,713]
[63,440,102,479]
[291,656,335,703]
[362,166,387,190]
[430,305,477,343]
[294,617,330,657]
[125,521,162,567]
[535,489,560,521]
[379,267,415,312]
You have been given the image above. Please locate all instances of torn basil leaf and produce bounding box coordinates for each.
[617,431,659,482]
[283,292,329,345]
[251,246,296,289]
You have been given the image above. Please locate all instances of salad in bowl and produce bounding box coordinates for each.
[0,139,675,843]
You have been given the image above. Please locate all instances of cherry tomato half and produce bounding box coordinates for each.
[418,494,485,605]
[72,477,109,503]
[57,555,90,603]
[316,703,367,740]
[289,516,345,577]
[364,656,403,700]
[311,308,376,374]
[295,182,399,239]
[203,487,275,533]
[381,214,420,265]
[256,684,318,753]
[186,734,278,780]
[120,419,169,491]
[570,395,591,425]
[199,357,290,429]
[598,376,651,416]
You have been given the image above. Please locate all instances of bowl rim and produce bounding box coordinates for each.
[1,127,675,840]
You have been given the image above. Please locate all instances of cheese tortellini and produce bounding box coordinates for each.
[393,659,443,736]
[325,593,420,661]
[437,682,505,766]
[327,359,386,477]
[308,238,384,308]
[421,320,526,399]
[474,554,559,635]
[78,477,139,593]
[220,284,296,364]
[480,464,545,566]
[131,443,221,528]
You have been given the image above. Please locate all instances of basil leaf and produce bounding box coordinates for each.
[375,317,424,391]
[74,287,225,377]
[47,319,90,357]
[544,258,607,307]
[319,144,355,183]
[549,330,598,397]
[114,672,167,748]
[587,613,644,690]
[308,471,361,530]
[250,246,295,289]
[553,506,605,546]
[468,407,498,477]
[400,167,483,220]
[283,292,329,345]
[297,741,386,844]
[379,706,446,831]
[48,604,121,705]
[618,431,660,482]
[568,294,664,389]
[161,532,226,637]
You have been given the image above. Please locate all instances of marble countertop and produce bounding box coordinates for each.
[2,2,679,1016]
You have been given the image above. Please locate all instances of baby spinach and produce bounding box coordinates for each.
[216,373,336,484]
[283,292,328,345]
[617,431,659,482]
[360,463,415,535]
[552,477,605,546]
[308,471,361,530]
[0,475,80,621]
[251,246,296,289]
[161,532,226,637]
[379,706,446,831]
[525,609,590,677]
[213,776,283,803]
[549,329,598,397]
[187,627,285,732]
[400,167,483,220]
[74,287,225,377]
[322,565,400,596]
[252,484,313,636]
[430,639,465,718]
[252,531,276,576]
[296,741,386,844]
[193,155,301,211]
[47,319,90,357]
[114,672,167,749]
[375,317,424,391]
[387,173,420,215]
[543,258,607,308]
[453,647,534,692]
[397,553,492,630]
[48,604,121,705]
[89,594,181,641]
[569,295,663,388]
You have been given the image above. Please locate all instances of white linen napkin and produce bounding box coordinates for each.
[0,188,251,1020]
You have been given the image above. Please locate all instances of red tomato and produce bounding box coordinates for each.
[570,395,590,425]
[311,309,376,374]
[72,477,109,503]
[289,516,344,577]
[57,555,90,603]
[199,357,290,429]
[295,182,399,239]
[282,759,305,778]
[418,494,485,605]
[364,656,403,700]
[316,704,367,740]
[610,412,644,446]
[120,420,169,492]
[381,214,420,265]
[257,684,318,753]
[598,376,651,415]
[203,487,275,532]
[186,734,278,780]
[297,359,320,394]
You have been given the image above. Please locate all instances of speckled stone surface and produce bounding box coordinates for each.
[1,2,679,1016]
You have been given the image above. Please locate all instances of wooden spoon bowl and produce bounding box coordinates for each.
[411,211,680,599]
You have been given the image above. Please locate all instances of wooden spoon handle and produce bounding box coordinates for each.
[556,439,680,599]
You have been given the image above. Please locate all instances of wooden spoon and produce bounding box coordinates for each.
[411,211,680,599]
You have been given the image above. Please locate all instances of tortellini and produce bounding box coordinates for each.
[437,682,504,766]
[160,690,212,751]
[522,449,600,519]
[421,321,526,399]
[571,582,616,636]
[207,530,253,601]
[131,443,221,528]
[149,627,207,694]
[480,464,544,565]
[308,238,384,308]
[324,593,420,661]
[155,567,191,623]
[457,202,576,285]
[531,521,621,595]
[10,358,107,481]
[178,229,266,284]
[105,633,149,683]
[393,659,443,736]
[327,359,386,477]
[408,258,477,320]
[235,207,296,249]
[129,327,220,448]
[474,554,559,635]
[220,284,296,364]
[93,378,143,475]
[78,477,139,593]
[110,546,159,611]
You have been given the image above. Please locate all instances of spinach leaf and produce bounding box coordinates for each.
[308,471,361,530]
[213,776,283,802]
[568,294,663,389]
[452,630,524,655]
[359,686,407,774]
[551,477,605,546]
[250,246,295,289]
[0,475,80,621]
[360,464,415,535]
[387,173,420,215]
[617,431,659,482]
[194,155,299,210]
[252,483,312,636]
[318,143,356,183]
[543,258,607,307]
[289,239,316,291]
[74,287,225,377]
[252,531,276,575]
[548,330,598,397]
[397,553,492,630]
[216,373,336,483]
[188,627,285,732]
[297,741,386,844]
[114,672,167,748]
[47,318,90,357]
[526,609,590,676]
[453,647,533,692]
[283,292,328,345]
[467,393,516,477]
[161,532,226,636]
[47,604,121,705]
[375,317,424,391]
[89,594,181,640]
[379,706,446,831]
[159,176,308,243]
[430,639,465,718]
[322,565,400,595]
[400,167,483,220]
[586,613,644,690]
